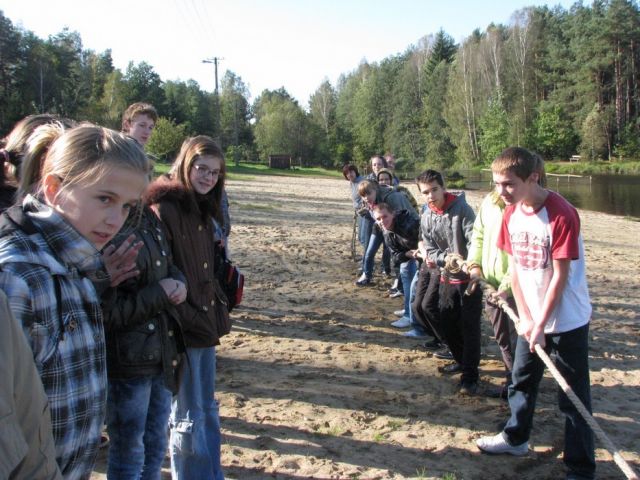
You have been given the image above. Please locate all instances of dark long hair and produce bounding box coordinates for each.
[170,135,226,224]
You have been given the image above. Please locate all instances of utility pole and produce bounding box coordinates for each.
[202,57,223,141]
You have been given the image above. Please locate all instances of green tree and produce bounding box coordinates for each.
[0,12,26,130]
[478,92,509,164]
[146,117,187,162]
[253,88,309,162]
[122,61,165,110]
[527,101,578,159]
[421,30,457,168]
[219,71,252,150]
[579,103,610,160]
[309,79,337,166]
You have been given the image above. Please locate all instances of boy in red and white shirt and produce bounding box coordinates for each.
[476,147,595,480]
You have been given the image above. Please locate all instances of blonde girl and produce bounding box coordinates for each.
[146,135,226,480]
[0,125,149,479]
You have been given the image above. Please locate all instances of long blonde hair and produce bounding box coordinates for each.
[18,121,70,200]
[41,125,150,198]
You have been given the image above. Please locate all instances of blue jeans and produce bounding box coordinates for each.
[399,259,417,317]
[170,347,224,480]
[106,374,172,480]
[357,215,371,248]
[504,324,595,479]
[362,228,390,278]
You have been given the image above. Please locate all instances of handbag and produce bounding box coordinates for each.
[212,278,232,337]
[214,243,244,312]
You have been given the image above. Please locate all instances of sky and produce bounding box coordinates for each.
[2,0,576,108]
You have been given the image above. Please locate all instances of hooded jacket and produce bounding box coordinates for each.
[146,177,223,348]
[420,191,475,281]
[376,185,418,220]
[381,209,420,267]
[466,191,511,293]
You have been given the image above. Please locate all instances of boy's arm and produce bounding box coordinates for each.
[466,205,484,278]
[527,258,571,352]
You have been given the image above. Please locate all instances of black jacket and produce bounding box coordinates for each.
[104,206,185,393]
[382,209,420,267]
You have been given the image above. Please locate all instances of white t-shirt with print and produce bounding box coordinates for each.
[497,191,591,334]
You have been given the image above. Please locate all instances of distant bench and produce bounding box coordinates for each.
[569,155,581,162]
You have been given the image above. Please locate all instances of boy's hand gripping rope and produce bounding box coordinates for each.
[451,260,640,480]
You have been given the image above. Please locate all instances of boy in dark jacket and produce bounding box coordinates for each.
[355,180,418,286]
[416,169,482,395]
[372,203,420,327]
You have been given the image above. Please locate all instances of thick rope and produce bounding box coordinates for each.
[464,275,639,480]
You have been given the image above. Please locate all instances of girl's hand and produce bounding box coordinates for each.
[159,278,187,305]
[102,235,143,287]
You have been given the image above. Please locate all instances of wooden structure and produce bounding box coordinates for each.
[268,154,292,169]
[570,155,582,162]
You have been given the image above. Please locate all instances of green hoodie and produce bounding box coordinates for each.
[466,191,511,294]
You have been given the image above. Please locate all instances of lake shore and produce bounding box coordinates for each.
[92,175,639,480]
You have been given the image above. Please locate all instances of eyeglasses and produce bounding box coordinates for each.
[193,164,221,178]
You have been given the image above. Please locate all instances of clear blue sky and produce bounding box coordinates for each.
[2,0,575,107]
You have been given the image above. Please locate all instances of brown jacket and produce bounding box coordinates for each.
[0,290,62,480]
[146,177,221,348]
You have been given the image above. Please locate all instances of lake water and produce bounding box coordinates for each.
[457,170,640,218]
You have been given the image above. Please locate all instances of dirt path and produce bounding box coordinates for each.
[93,175,640,480]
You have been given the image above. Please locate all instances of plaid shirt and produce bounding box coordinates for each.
[0,196,106,480]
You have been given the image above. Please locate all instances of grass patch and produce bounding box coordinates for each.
[372,432,386,442]
[386,419,407,431]
[237,203,277,211]
[545,160,640,175]
[323,425,344,437]
[153,161,342,180]
[227,163,342,179]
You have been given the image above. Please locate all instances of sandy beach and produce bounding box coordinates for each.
[92,174,639,480]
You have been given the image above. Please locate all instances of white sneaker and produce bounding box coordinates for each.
[403,328,428,338]
[393,309,405,317]
[391,317,411,328]
[354,273,372,286]
[476,432,529,456]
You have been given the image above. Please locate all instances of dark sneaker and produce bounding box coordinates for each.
[484,385,509,400]
[423,337,442,351]
[437,362,462,374]
[434,348,454,360]
[355,273,372,286]
[459,380,478,396]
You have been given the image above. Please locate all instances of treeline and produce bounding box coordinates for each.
[2,1,640,171]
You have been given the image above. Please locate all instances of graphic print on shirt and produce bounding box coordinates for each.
[511,231,550,271]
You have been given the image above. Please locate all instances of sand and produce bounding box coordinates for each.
[92,175,639,480]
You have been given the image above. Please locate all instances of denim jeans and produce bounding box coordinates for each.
[407,268,428,333]
[170,346,224,480]
[504,324,595,479]
[399,259,417,317]
[439,281,483,383]
[362,227,391,279]
[106,374,172,480]
[358,215,372,249]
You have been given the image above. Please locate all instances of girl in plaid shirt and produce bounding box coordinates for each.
[0,125,149,480]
